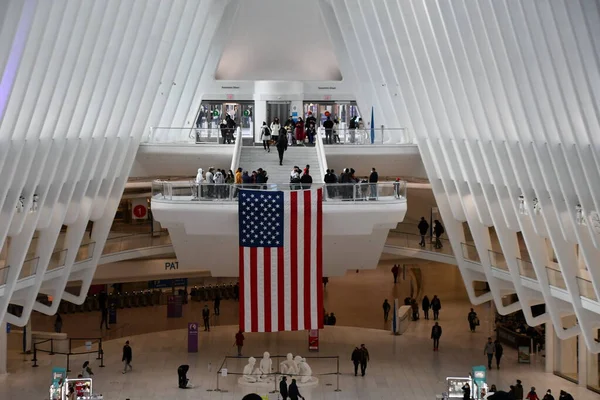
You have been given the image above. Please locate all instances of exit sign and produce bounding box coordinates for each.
[226,94,234,100]
[323,95,332,101]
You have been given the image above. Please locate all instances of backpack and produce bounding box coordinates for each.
[262,126,271,136]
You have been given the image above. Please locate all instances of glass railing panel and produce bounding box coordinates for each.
[488,250,509,271]
[576,276,598,302]
[102,233,172,255]
[461,243,480,262]
[18,257,40,280]
[386,231,454,256]
[152,181,408,203]
[1,265,9,284]
[47,249,68,271]
[516,258,538,280]
[146,127,222,144]
[75,242,95,263]
[320,127,414,145]
[546,266,567,290]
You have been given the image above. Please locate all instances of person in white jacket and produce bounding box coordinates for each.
[195,168,204,199]
[270,118,281,142]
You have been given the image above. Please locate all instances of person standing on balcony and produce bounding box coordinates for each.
[54,313,63,333]
[418,217,429,247]
[300,170,312,190]
[433,220,444,249]
[431,295,441,320]
[391,264,399,283]
[368,168,378,200]
[276,133,288,166]
[260,122,271,152]
[219,119,228,144]
[295,117,305,144]
[270,117,280,142]
[323,116,334,144]
[225,114,236,144]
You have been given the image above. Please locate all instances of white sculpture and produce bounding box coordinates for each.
[296,357,313,384]
[280,353,299,375]
[242,357,262,383]
[259,352,272,378]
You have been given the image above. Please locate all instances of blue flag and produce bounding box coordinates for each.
[370,106,375,144]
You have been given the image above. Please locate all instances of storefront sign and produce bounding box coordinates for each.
[188,322,198,353]
[148,278,188,289]
[308,329,319,351]
[317,86,337,90]
[165,261,179,270]
[518,346,531,363]
[131,198,148,220]
[51,367,67,386]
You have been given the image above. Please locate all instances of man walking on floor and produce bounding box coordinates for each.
[122,340,133,374]
[235,330,244,356]
[431,322,442,351]
[383,299,391,322]
[359,344,369,376]
[484,337,495,369]
[391,264,399,283]
[202,305,210,331]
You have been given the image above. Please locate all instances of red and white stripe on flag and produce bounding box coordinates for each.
[239,188,323,332]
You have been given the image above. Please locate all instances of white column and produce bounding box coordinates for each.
[25,317,32,353]
[0,319,7,374]
[579,334,587,386]
[545,323,554,373]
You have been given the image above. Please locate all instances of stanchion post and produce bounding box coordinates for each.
[66,354,70,373]
[49,338,54,355]
[97,339,102,360]
[32,344,38,368]
[99,348,105,368]
[335,356,341,392]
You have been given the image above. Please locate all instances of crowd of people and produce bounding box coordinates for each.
[462,378,575,400]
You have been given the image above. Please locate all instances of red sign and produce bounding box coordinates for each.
[133,204,147,218]
[308,329,319,351]
[323,95,332,101]
[226,94,234,100]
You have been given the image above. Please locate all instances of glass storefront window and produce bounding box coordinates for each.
[587,330,600,392]
[554,316,579,383]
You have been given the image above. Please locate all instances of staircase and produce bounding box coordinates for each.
[237,146,324,183]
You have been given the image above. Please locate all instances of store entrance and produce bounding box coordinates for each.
[303,101,360,129]
[266,101,290,126]
[195,101,254,138]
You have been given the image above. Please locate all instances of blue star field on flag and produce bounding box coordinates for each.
[239,190,284,248]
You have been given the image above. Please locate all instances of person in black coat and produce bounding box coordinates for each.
[276,134,288,166]
[418,217,429,247]
[213,294,221,316]
[300,172,312,189]
[351,347,361,376]
[98,291,109,330]
[433,220,445,249]
[369,168,378,199]
[323,116,334,144]
[288,379,304,400]
[494,339,504,368]
[122,340,133,373]
[279,376,289,400]
[431,322,442,351]
[422,295,431,320]
[431,295,442,320]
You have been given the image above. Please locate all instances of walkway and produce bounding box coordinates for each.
[2,300,592,400]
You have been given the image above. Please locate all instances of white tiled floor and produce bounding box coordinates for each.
[1,299,595,400]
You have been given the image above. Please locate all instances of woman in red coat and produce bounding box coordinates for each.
[295,118,305,143]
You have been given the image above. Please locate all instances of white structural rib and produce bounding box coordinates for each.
[0,0,233,326]
[323,0,600,352]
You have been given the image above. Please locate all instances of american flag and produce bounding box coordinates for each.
[238,188,323,332]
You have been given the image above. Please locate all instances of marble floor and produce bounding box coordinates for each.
[2,297,595,400]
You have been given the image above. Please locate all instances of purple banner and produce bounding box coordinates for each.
[188,322,199,353]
